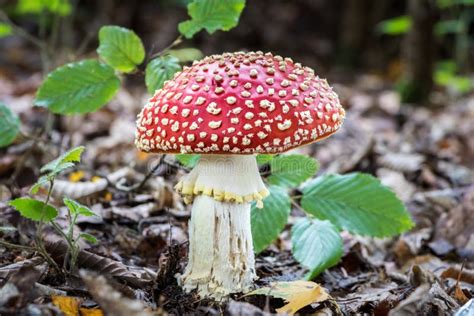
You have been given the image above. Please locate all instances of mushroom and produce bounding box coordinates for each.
[135,51,345,299]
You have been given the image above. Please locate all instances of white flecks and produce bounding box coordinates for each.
[244,82,252,89]
[243,123,252,130]
[195,76,205,82]
[241,91,251,98]
[161,104,169,113]
[187,134,195,141]
[195,97,206,105]
[206,102,221,115]
[245,100,254,108]
[332,113,339,122]
[254,119,262,127]
[273,138,281,145]
[200,132,207,138]
[183,96,193,104]
[232,107,243,114]
[278,90,287,97]
[304,97,314,104]
[249,69,258,78]
[256,85,264,94]
[230,79,238,87]
[181,109,191,117]
[190,122,199,130]
[277,119,292,131]
[268,88,275,95]
[211,134,218,141]
[226,96,237,105]
[245,112,254,120]
[257,131,267,139]
[282,104,290,113]
[215,87,224,94]
[231,117,239,124]
[191,84,200,91]
[227,127,236,133]
[193,109,199,116]
[265,78,274,85]
[259,99,276,111]
[209,120,222,129]
[161,118,169,125]
[171,121,180,132]
[223,137,230,143]
[242,137,251,145]
[170,106,178,115]
[289,99,299,107]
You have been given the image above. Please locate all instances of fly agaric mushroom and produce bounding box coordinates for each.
[135,51,345,299]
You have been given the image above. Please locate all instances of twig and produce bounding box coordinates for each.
[116,155,165,192]
[0,10,46,49]
[0,239,36,251]
[149,35,183,60]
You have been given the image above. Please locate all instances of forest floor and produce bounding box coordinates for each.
[0,71,473,315]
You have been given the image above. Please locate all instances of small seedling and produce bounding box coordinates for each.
[6,146,99,274]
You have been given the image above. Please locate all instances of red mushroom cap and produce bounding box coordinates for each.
[135,51,345,154]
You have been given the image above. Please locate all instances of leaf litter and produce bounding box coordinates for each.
[1,66,473,314]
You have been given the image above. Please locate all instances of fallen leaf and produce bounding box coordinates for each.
[68,171,85,182]
[51,296,80,316]
[246,280,330,314]
[80,307,104,316]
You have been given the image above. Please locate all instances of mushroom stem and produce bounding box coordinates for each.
[176,155,268,299]
[180,195,255,299]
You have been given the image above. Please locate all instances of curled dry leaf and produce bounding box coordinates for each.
[0,257,44,284]
[80,270,153,316]
[51,167,130,199]
[377,152,425,173]
[246,280,330,315]
[46,240,153,288]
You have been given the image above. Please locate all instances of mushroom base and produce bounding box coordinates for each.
[178,195,256,300]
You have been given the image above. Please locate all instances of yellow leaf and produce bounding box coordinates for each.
[103,191,113,202]
[246,280,330,315]
[80,307,104,316]
[69,171,85,182]
[51,295,80,316]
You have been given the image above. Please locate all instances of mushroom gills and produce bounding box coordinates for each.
[175,155,269,207]
[179,195,255,299]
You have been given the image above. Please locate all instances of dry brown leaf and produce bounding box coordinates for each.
[246,280,330,315]
[80,270,153,316]
[441,267,474,285]
[51,296,80,316]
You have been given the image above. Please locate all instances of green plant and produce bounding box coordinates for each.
[6,146,99,274]
[177,153,414,279]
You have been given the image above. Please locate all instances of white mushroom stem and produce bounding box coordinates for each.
[176,155,268,299]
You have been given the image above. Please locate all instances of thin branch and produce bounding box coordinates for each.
[0,240,36,251]
[0,10,46,50]
[149,35,183,60]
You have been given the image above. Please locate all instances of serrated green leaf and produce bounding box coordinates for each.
[9,198,58,222]
[0,102,20,148]
[251,186,291,253]
[268,155,319,188]
[64,197,97,217]
[97,26,145,73]
[145,56,181,94]
[35,60,120,114]
[41,146,84,174]
[292,217,343,279]
[0,23,13,38]
[178,0,246,39]
[256,154,274,165]
[301,173,414,237]
[16,0,71,16]
[30,175,51,194]
[79,232,98,244]
[176,154,200,168]
[377,15,412,35]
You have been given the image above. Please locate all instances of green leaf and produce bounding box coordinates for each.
[168,48,204,63]
[35,60,120,114]
[30,175,51,194]
[292,218,343,279]
[435,20,464,36]
[97,26,145,73]
[0,23,13,38]
[8,198,58,222]
[16,0,71,16]
[41,146,84,174]
[79,232,98,244]
[256,154,274,165]
[63,197,96,217]
[176,154,200,168]
[251,186,291,253]
[145,56,181,94]
[178,0,246,39]
[301,173,414,237]
[0,102,20,148]
[377,15,412,35]
[268,155,319,188]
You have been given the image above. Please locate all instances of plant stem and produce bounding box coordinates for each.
[0,240,36,251]
[0,10,46,50]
